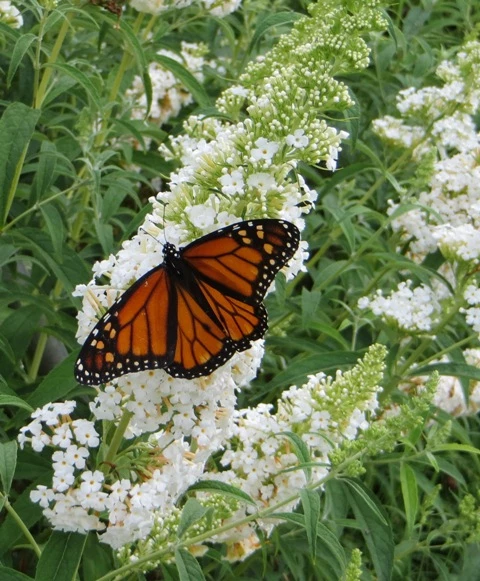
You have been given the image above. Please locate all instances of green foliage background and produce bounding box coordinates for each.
[1,0,480,579]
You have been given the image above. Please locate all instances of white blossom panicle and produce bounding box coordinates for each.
[0,0,22,27]
[358,281,442,332]
[21,341,385,554]
[374,42,480,261]
[366,41,480,352]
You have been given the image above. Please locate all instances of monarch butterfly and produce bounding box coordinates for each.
[74,219,300,385]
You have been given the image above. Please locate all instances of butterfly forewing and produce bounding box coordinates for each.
[74,266,175,385]
[182,219,300,303]
[75,219,300,385]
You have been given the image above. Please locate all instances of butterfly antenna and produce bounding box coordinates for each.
[139,225,164,250]
[161,202,168,245]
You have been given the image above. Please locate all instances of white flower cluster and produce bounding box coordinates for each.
[373,42,480,262]
[126,42,208,135]
[21,401,216,549]
[120,344,386,563]
[54,0,385,559]
[130,0,241,16]
[21,346,385,556]
[432,222,480,263]
[89,343,261,440]
[358,280,441,332]
[0,0,22,27]
[362,41,480,416]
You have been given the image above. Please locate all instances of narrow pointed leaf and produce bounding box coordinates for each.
[0,441,17,494]
[35,532,86,581]
[177,498,209,538]
[7,33,36,86]
[300,488,321,563]
[175,548,205,581]
[187,480,257,506]
[0,103,41,225]
[342,478,394,581]
[400,463,418,537]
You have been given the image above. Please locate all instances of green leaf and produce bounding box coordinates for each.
[279,431,312,482]
[40,204,64,260]
[27,351,84,410]
[80,533,114,581]
[0,441,17,495]
[400,463,418,538]
[4,229,90,294]
[434,457,466,487]
[35,532,86,581]
[175,548,205,581]
[119,18,147,69]
[177,498,209,538]
[155,55,211,109]
[177,498,210,537]
[0,395,33,413]
[46,63,102,110]
[186,480,257,506]
[0,565,33,580]
[460,543,480,581]
[7,33,36,87]
[410,362,480,382]
[142,67,153,117]
[272,512,346,576]
[249,12,302,51]
[432,443,480,455]
[0,305,43,378]
[41,75,77,107]
[94,219,113,256]
[264,351,361,390]
[300,489,321,564]
[31,141,57,202]
[342,478,394,581]
[0,103,41,225]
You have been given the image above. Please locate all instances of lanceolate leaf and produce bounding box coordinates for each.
[0,103,40,226]
[341,478,394,581]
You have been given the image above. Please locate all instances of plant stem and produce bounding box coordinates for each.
[103,409,133,469]
[35,12,74,109]
[0,494,42,558]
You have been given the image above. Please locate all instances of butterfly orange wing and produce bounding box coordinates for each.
[75,219,299,384]
[74,266,176,384]
[163,219,299,378]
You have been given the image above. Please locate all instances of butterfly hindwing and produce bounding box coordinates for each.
[75,219,300,385]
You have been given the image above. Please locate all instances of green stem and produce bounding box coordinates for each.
[103,409,133,469]
[0,493,42,558]
[93,12,146,149]
[3,181,91,233]
[35,12,74,109]
[28,332,48,384]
